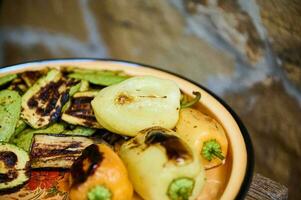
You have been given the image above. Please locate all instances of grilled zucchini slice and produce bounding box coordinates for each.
[62,91,102,129]
[30,134,94,168]
[0,74,17,87]
[8,78,28,95]
[0,143,30,191]
[0,90,21,142]
[21,69,79,129]
[19,70,46,87]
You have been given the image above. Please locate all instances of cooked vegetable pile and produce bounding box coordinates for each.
[0,67,228,200]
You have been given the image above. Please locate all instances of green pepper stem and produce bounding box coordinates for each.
[87,185,112,200]
[201,139,225,161]
[212,150,225,160]
[180,91,201,109]
[167,178,195,200]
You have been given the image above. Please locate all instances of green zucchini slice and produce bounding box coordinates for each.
[0,90,22,142]
[21,69,79,128]
[0,74,17,87]
[62,91,102,129]
[0,143,30,191]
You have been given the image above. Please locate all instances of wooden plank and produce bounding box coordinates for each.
[246,173,288,200]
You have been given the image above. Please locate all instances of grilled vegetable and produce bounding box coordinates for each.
[20,70,46,87]
[79,80,90,92]
[180,91,201,109]
[14,120,27,136]
[69,82,82,96]
[21,69,79,128]
[10,123,66,151]
[62,91,102,128]
[0,90,21,142]
[30,135,94,169]
[92,76,181,136]
[119,127,205,200]
[175,108,228,169]
[69,144,133,200]
[62,126,96,136]
[68,70,130,86]
[94,129,129,150]
[8,78,28,95]
[10,129,34,152]
[0,74,17,87]
[62,80,90,115]
[0,143,30,191]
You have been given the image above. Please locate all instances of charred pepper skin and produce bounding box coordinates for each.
[119,127,205,200]
[69,144,133,200]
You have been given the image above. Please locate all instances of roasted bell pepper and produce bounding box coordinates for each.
[119,127,205,200]
[175,108,228,169]
[69,144,133,200]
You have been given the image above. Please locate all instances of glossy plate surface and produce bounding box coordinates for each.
[0,59,253,200]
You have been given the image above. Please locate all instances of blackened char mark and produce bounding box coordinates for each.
[144,130,193,164]
[65,96,98,125]
[31,142,83,158]
[73,97,94,104]
[8,78,28,95]
[60,92,69,105]
[32,149,82,158]
[20,71,44,86]
[70,144,103,188]
[27,99,38,108]
[66,97,94,116]
[0,151,17,168]
[94,129,129,146]
[26,78,77,124]
[0,170,18,183]
[37,80,64,102]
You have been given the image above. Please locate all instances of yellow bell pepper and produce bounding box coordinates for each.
[69,144,133,200]
[175,108,228,169]
[119,127,205,200]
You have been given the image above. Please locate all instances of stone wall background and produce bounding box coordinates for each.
[0,0,300,198]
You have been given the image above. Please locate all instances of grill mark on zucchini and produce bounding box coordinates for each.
[27,80,70,117]
[20,71,45,87]
[0,171,18,183]
[63,93,101,128]
[0,143,30,191]
[65,96,95,119]
[8,78,28,95]
[31,142,82,158]
[30,135,94,168]
[0,151,17,167]
[21,69,79,128]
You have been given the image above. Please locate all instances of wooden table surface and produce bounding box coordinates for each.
[246,174,288,200]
